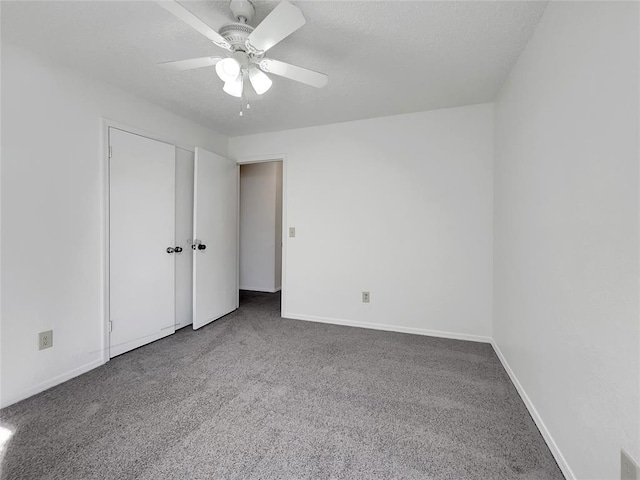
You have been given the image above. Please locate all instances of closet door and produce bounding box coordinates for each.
[109,128,176,357]
[192,147,238,329]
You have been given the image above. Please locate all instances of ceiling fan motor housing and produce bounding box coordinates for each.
[219,23,255,53]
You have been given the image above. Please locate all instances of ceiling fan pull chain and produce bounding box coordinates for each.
[239,89,250,116]
[243,79,250,110]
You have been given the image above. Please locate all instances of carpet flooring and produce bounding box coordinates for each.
[1,291,563,479]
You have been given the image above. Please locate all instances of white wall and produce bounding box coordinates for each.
[493,2,640,479]
[239,162,282,292]
[175,147,195,329]
[230,104,494,341]
[0,44,227,407]
[275,161,283,291]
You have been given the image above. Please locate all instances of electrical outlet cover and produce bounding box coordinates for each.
[38,330,53,350]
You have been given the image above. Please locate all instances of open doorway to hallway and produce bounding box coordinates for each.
[239,160,283,311]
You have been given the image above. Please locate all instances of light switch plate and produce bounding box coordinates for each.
[362,291,370,303]
[622,450,640,480]
[289,227,295,238]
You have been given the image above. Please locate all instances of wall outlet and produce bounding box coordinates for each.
[38,330,53,350]
[622,450,640,480]
[289,227,295,238]
[362,291,370,303]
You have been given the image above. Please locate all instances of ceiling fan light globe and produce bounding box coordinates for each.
[223,77,243,98]
[249,67,272,95]
[216,58,241,83]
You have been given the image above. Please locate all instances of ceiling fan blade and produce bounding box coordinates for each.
[156,1,231,51]
[259,58,328,88]
[246,1,305,53]
[159,56,224,71]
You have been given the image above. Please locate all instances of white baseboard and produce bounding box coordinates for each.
[491,340,575,480]
[0,358,105,409]
[240,286,281,293]
[283,312,492,343]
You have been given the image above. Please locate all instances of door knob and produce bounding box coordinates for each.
[197,244,207,250]
[174,246,183,253]
[166,247,175,254]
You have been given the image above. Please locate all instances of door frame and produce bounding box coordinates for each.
[101,118,195,363]
[236,154,288,317]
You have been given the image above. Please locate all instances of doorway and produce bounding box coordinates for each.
[239,160,283,310]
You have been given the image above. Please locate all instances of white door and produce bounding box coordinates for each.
[192,147,238,329]
[109,128,176,357]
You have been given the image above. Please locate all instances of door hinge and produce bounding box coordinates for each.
[109,320,113,333]
[108,146,112,159]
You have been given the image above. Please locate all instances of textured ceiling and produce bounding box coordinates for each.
[2,1,547,136]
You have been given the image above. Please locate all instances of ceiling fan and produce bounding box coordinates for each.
[156,0,328,102]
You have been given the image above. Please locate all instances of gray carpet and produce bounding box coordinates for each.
[1,291,563,479]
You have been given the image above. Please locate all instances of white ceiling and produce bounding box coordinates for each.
[2,1,547,137]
